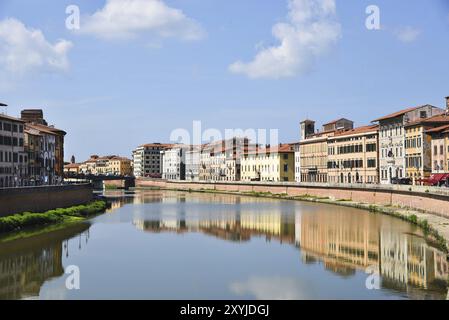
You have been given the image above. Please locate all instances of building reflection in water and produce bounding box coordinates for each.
[0,223,90,300]
[127,191,449,299]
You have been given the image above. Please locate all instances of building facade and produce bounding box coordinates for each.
[299,118,354,183]
[0,114,27,188]
[77,155,132,176]
[185,146,201,182]
[404,115,449,182]
[161,145,187,181]
[428,126,449,174]
[327,125,379,184]
[132,143,173,178]
[20,110,66,184]
[373,105,444,184]
[241,144,295,182]
[24,123,57,185]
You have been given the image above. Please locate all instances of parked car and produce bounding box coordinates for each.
[391,177,412,185]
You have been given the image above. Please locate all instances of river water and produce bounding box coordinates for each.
[0,190,448,300]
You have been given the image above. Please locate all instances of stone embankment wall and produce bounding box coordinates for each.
[135,179,449,218]
[0,184,94,217]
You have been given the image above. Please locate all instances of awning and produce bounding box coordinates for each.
[417,173,449,185]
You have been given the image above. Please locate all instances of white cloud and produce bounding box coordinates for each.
[229,0,341,79]
[0,18,72,75]
[230,276,317,300]
[394,26,421,43]
[79,0,205,41]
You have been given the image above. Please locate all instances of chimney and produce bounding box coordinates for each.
[446,96,449,114]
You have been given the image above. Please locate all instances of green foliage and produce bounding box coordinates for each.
[0,201,107,234]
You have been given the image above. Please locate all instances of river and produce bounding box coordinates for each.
[0,190,448,300]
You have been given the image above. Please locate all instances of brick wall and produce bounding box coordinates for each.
[0,184,94,217]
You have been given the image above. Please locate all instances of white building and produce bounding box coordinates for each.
[185,146,201,182]
[0,114,28,188]
[161,145,188,181]
[293,142,301,183]
[373,105,443,184]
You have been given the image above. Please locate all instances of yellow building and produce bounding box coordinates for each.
[427,124,449,174]
[405,114,449,182]
[107,156,132,176]
[64,163,81,174]
[78,155,132,176]
[241,144,295,182]
[299,118,354,183]
[327,125,379,184]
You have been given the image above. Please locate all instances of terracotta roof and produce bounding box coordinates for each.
[0,113,25,123]
[333,124,379,137]
[323,118,351,126]
[27,123,67,135]
[244,144,293,155]
[64,163,81,168]
[26,123,58,136]
[426,124,449,134]
[139,143,174,149]
[405,113,449,127]
[27,123,66,135]
[372,105,433,122]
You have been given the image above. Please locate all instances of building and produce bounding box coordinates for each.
[132,143,173,178]
[79,155,99,174]
[20,110,66,184]
[198,138,251,182]
[78,155,132,176]
[199,144,213,182]
[293,143,301,183]
[24,123,57,185]
[427,124,449,174]
[327,125,379,184]
[64,163,81,174]
[107,156,132,176]
[404,112,449,182]
[185,145,201,182]
[299,118,354,183]
[161,145,188,180]
[0,114,28,188]
[373,104,444,184]
[241,144,295,182]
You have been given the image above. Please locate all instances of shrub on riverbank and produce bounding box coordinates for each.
[0,201,107,234]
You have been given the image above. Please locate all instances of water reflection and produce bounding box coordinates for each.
[0,190,448,300]
[120,191,449,299]
[0,223,90,300]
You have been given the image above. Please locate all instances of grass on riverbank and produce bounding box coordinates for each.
[0,201,107,234]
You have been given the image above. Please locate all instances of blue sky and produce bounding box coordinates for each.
[0,0,448,161]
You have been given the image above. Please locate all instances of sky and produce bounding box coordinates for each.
[0,0,449,161]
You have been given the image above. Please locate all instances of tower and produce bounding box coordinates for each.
[300,120,315,140]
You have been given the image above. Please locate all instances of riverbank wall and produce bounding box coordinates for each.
[0,184,94,217]
[135,179,449,218]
